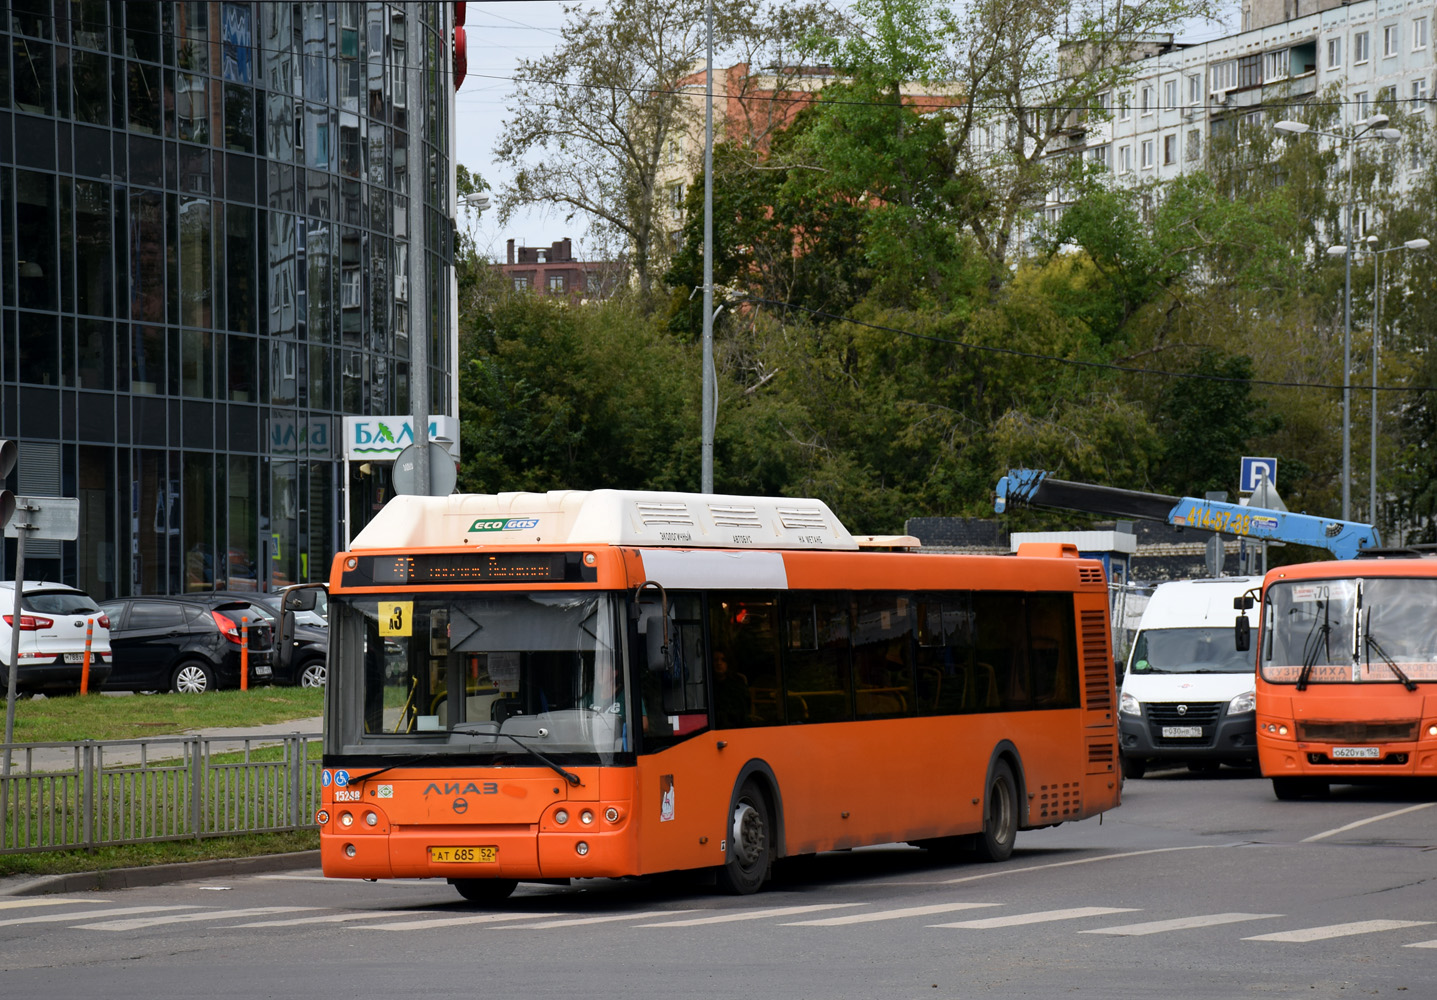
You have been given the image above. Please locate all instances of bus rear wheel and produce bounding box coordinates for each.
[716,780,772,895]
[973,760,1018,863]
[450,877,517,904]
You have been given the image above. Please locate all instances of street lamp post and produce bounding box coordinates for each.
[1325,235,1430,525]
[1275,114,1403,521]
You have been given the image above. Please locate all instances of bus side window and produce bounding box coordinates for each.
[709,593,782,728]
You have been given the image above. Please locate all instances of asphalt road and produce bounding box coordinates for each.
[2,766,1433,999]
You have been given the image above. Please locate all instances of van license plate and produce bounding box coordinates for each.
[429,846,498,863]
[1332,746,1380,758]
[1161,726,1203,738]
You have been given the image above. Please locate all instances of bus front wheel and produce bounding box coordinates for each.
[1271,777,1329,801]
[450,877,518,904]
[716,780,772,895]
[973,760,1018,863]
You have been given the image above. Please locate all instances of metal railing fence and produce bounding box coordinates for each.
[0,733,322,854]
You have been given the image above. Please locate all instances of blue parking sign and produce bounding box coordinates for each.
[1241,457,1277,493]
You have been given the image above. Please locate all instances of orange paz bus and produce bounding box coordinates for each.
[313,489,1122,902]
[1248,552,1437,799]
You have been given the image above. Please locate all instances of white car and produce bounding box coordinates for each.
[0,581,113,695]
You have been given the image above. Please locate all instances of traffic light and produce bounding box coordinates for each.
[0,439,14,529]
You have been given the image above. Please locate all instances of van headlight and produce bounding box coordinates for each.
[1228,690,1256,715]
[1119,691,1141,717]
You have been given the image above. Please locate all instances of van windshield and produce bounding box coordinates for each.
[1130,627,1253,674]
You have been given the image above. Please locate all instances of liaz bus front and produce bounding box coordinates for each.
[319,498,645,903]
[1252,558,1437,799]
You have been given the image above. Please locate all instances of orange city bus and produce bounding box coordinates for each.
[314,489,1122,902]
[1250,553,1437,800]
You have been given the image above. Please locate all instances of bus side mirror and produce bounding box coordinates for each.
[1234,616,1250,652]
[278,587,321,670]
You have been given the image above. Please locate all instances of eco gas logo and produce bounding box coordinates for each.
[467,517,540,533]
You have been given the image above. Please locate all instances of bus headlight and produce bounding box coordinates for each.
[339,811,355,827]
[605,807,620,823]
[364,811,379,827]
[575,842,589,856]
[1119,691,1141,717]
[555,809,569,825]
[1429,724,1437,737]
[1228,690,1255,715]
[580,810,594,825]
[344,844,357,858]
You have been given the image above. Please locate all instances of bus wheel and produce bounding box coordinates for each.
[717,780,772,895]
[450,878,517,904]
[1271,777,1329,801]
[973,760,1018,863]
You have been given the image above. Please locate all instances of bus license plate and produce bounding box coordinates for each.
[1161,726,1203,738]
[429,846,498,864]
[1332,746,1380,759]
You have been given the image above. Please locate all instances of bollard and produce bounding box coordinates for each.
[241,615,249,691]
[80,617,94,695]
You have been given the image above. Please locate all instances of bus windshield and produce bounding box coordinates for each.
[330,592,629,758]
[1129,627,1254,674]
[1262,578,1437,685]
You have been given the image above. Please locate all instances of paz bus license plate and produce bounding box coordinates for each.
[428,846,498,863]
[1332,746,1380,758]
[1161,726,1203,738]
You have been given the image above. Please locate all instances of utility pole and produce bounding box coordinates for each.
[700,0,715,493]
[407,1,430,496]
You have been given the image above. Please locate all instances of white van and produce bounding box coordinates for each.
[1119,576,1261,778]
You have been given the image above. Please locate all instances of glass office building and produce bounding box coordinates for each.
[0,1,457,599]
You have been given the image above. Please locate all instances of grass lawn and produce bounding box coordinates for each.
[6,687,324,743]
[0,831,319,878]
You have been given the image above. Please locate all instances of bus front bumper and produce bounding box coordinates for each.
[319,824,638,881]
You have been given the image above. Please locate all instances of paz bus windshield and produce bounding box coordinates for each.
[328,592,630,759]
[1261,578,1437,685]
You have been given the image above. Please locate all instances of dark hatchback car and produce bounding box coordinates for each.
[100,596,275,693]
[198,592,328,687]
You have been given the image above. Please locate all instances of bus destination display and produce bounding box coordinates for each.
[343,552,596,587]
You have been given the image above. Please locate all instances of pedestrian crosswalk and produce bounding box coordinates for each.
[0,893,1432,953]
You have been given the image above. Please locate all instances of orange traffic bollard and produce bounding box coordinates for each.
[80,617,94,695]
[241,615,249,691]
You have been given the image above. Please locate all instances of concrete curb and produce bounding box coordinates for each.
[0,850,321,896]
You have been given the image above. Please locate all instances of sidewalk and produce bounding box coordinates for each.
[6,717,323,772]
[0,849,321,896]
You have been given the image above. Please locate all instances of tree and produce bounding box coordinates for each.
[495,0,830,299]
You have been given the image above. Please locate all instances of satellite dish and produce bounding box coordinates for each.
[392,442,457,496]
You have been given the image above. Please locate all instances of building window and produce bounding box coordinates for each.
[1119,144,1132,172]
[1354,31,1369,64]
[1265,50,1288,81]
[1355,91,1370,119]
[1089,144,1109,168]
[1327,37,1342,69]
[1141,139,1154,168]
[1140,85,1153,114]
[1415,17,1429,51]
[1187,74,1202,104]
[1413,78,1429,106]
[548,274,565,294]
[1237,54,1261,88]
[667,182,685,220]
[1211,60,1237,92]
[1383,25,1398,57]
[1163,134,1177,165]
[1096,91,1111,113]
[1163,79,1177,110]
[513,275,530,291]
[1378,85,1397,107]
[1186,129,1201,161]
[1119,91,1131,121]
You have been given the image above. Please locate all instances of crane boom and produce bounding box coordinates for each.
[993,469,1380,561]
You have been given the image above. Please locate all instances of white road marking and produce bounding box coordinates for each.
[1300,802,1436,843]
[932,906,1139,929]
[78,907,318,931]
[941,845,1221,884]
[783,903,999,926]
[492,910,702,929]
[1080,912,1283,936]
[231,911,431,927]
[1402,939,1437,949]
[1245,919,1434,943]
[0,897,107,911]
[637,904,863,927]
[360,912,565,930]
[0,905,195,928]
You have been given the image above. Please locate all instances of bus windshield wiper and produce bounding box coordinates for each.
[1296,600,1331,692]
[451,724,582,787]
[351,754,434,783]
[1363,628,1419,692]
